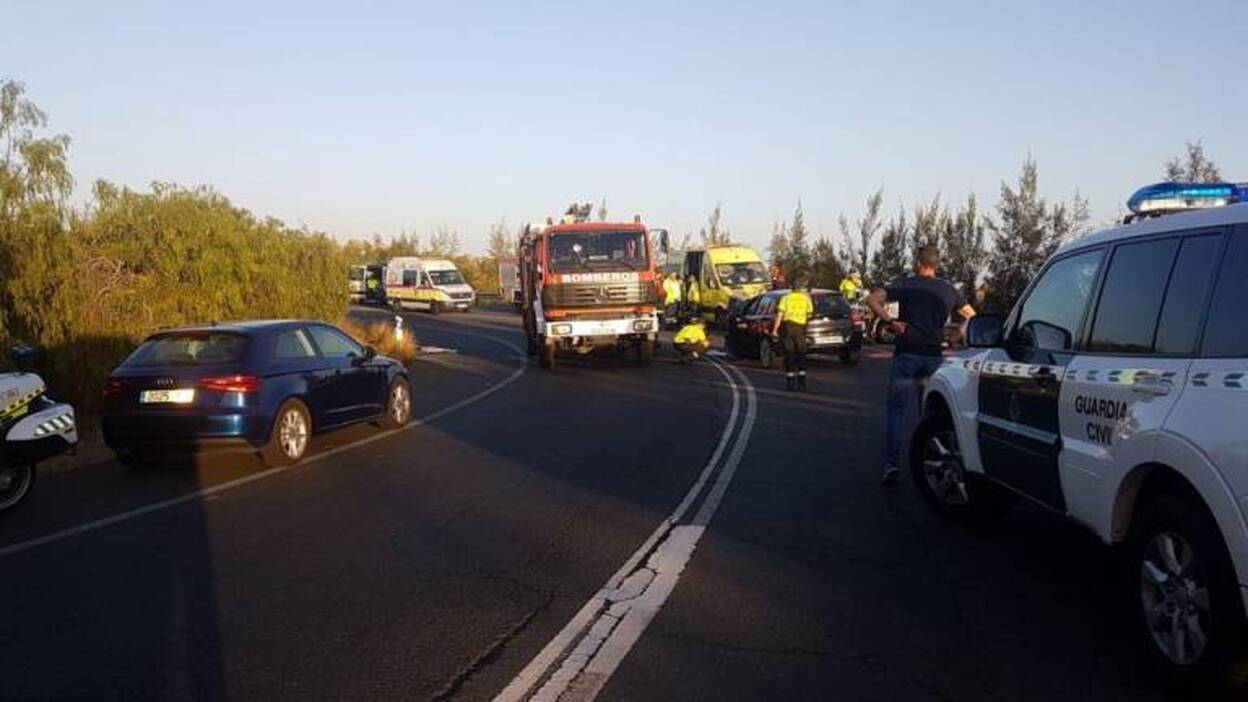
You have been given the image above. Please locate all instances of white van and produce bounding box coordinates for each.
[384,257,475,313]
[915,182,1248,682]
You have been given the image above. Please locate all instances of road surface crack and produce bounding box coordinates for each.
[430,593,554,701]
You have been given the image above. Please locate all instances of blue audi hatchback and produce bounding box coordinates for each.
[100,320,411,467]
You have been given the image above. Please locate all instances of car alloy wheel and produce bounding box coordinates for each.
[1140,530,1212,666]
[759,339,776,369]
[278,407,309,460]
[919,428,969,506]
[390,381,410,425]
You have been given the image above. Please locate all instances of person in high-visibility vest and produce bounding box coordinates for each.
[661,274,682,321]
[839,269,864,302]
[673,317,709,362]
[772,276,815,391]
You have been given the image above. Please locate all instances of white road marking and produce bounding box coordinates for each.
[0,332,527,560]
[497,360,757,702]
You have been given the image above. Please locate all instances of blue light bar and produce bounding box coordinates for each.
[1127,181,1247,216]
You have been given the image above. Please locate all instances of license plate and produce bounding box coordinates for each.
[583,322,620,336]
[140,388,195,404]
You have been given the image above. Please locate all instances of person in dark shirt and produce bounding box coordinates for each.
[866,245,976,484]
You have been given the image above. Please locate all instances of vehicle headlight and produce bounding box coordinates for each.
[633,319,654,332]
[551,323,573,335]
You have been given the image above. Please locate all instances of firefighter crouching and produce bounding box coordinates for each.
[772,276,814,391]
[673,317,710,363]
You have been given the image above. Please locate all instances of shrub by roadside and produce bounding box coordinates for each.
[339,318,419,366]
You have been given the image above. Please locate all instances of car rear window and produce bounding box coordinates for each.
[813,294,849,318]
[123,332,248,367]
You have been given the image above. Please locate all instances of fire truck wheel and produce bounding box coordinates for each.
[430,302,443,315]
[539,338,556,369]
[637,338,655,365]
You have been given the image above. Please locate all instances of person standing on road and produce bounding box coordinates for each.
[662,273,682,323]
[866,245,976,484]
[772,276,814,391]
[838,269,864,302]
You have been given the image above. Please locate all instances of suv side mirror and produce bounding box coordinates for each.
[1016,320,1072,351]
[966,315,1004,348]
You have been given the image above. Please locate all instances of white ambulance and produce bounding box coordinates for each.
[914,182,1248,682]
[384,257,476,313]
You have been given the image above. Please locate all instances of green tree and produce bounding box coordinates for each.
[809,236,843,289]
[487,217,514,260]
[768,220,790,279]
[427,227,460,256]
[837,187,883,282]
[1164,140,1222,183]
[872,205,909,285]
[785,200,811,279]
[983,157,1090,313]
[941,194,988,303]
[699,202,732,246]
[911,194,942,251]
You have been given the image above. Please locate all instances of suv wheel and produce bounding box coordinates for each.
[0,463,34,513]
[380,378,411,429]
[263,399,310,466]
[1128,493,1243,682]
[910,414,1016,523]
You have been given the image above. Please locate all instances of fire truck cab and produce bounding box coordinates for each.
[519,211,665,369]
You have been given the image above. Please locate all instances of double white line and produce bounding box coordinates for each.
[497,359,758,702]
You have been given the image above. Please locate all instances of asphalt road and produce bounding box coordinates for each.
[0,308,1238,701]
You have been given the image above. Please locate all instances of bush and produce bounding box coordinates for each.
[339,318,419,366]
[1,181,350,415]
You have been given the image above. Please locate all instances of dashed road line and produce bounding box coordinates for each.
[496,359,757,702]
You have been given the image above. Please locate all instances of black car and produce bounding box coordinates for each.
[725,289,864,366]
[100,320,411,467]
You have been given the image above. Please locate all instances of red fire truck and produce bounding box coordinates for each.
[518,209,667,369]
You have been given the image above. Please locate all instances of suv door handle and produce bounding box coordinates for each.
[1035,367,1058,388]
[1131,377,1171,397]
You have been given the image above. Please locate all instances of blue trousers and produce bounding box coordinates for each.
[886,353,945,468]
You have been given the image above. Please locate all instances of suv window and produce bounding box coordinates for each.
[273,329,317,360]
[1202,231,1248,357]
[308,326,363,359]
[1088,238,1178,354]
[757,296,778,317]
[1155,234,1222,355]
[1013,248,1103,351]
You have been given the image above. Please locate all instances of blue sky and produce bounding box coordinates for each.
[4,0,1244,253]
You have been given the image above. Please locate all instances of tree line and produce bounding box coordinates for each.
[758,142,1222,312]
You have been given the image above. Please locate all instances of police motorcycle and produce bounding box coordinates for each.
[0,345,78,513]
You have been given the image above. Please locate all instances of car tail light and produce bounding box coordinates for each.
[101,378,130,400]
[199,374,263,393]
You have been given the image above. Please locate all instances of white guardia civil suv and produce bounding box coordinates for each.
[913,183,1248,682]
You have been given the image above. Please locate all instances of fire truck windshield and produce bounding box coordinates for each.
[549,231,648,272]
